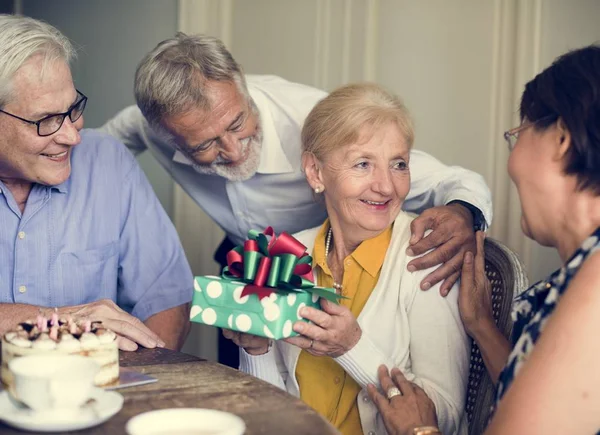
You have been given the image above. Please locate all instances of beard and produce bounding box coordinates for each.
[191,129,263,182]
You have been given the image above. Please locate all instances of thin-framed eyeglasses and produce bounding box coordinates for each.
[0,90,87,137]
[503,115,556,151]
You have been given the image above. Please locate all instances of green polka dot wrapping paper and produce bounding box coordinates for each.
[190,227,343,339]
[190,275,323,339]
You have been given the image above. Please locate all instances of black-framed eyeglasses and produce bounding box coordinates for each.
[503,114,556,151]
[0,90,87,137]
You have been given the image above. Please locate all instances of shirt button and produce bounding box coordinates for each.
[334,376,341,384]
[345,260,351,266]
[368,431,376,435]
[363,396,369,403]
[18,286,27,294]
[18,231,26,240]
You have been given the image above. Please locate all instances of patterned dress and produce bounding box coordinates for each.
[495,228,600,430]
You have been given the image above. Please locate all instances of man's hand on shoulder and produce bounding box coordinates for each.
[405,203,477,296]
[59,299,165,351]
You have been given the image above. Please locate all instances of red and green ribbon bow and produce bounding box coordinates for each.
[223,227,342,302]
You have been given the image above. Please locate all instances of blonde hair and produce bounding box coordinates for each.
[301,83,414,160]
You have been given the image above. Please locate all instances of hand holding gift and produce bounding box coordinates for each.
[190,227,343,340]
[285,298,362,358]
[222,329,271,355]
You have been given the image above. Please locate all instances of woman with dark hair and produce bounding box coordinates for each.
[368,44,600,434]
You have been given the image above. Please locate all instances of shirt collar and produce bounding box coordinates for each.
[351,225,393,277]
[51,179,69,193]
[0,180,68,195]
[250,86,294,175]
[171,85,294,175]
[312,220,393,278]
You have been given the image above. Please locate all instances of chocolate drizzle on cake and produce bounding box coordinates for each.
[3,316,116,349]
[18,322,34,333]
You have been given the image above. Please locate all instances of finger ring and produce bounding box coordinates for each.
[309,339,314,349]
[386,387,402,400]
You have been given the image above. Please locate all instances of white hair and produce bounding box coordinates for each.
[134,32,249,127]
[0,14,75,107]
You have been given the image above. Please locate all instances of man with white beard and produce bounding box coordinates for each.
[101,32,492,367]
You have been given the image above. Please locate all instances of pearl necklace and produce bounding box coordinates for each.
[325,227,344,294]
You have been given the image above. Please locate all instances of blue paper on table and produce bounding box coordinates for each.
[105,368,157,390]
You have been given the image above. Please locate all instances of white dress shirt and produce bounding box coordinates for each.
[101,75,492,245]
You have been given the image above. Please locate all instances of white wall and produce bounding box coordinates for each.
[209,0,599,282]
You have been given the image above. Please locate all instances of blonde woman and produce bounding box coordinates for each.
[226,83,470,435]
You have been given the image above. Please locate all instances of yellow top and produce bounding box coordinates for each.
[295,220,393,435]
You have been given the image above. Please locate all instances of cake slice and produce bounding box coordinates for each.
[1,314,119,389]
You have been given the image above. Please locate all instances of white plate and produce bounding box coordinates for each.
[0,387,123,432]
[126,408,246,435]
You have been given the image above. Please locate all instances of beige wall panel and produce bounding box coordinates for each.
[377,1,496,178]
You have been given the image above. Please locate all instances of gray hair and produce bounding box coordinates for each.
[0,14,75,107]
[135,32,249,127]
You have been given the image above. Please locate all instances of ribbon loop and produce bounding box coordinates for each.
[222,227,341,302]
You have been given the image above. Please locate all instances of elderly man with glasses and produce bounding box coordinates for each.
[0,15,193,351]
[103,32,493,366]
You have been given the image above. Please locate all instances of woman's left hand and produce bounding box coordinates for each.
[367,365,438,435]
[284,298,361,358]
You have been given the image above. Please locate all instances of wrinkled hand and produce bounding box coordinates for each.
[222,329,271,356]
[459,231,494,336]
[60,299,165,351]
[284,299,361,358]
[367,365,438,435]
[407,203,476,295]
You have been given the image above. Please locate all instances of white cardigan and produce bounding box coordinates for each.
[240,212,469,435]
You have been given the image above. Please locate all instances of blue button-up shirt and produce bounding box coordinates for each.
[0,130,192,321]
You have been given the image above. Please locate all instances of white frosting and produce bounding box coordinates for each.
[56,334,82,351]
[94,363,119,386]
[31,334,57,350]
[3,321,118,353]
[96,330,116,344]
[1,321,120,390]
[9,336,32,348]
[79,332,100,350]
[87,348,118,366]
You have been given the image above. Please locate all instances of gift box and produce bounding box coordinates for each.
[190,227,341,339]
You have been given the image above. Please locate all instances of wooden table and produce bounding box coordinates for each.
[0,348,339,434]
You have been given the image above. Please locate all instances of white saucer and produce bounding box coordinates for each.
[0,388,124,433]
[126,408,246,435]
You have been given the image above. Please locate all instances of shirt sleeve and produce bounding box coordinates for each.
[403,268,471,435]
[116,153,193,321]
[405,148,493,226]
[99,106,151,157]
[238,344,289,391]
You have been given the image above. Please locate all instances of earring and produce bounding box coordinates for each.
[314,186,322,194]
